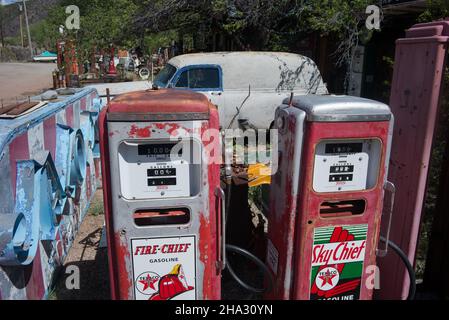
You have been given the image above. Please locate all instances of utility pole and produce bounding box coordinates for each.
[22,0,32,59]
[18,4,24,47]
[0,6,5,48]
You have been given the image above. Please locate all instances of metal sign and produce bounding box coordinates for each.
[131,236,197,300]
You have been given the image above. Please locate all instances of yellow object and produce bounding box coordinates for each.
[248,163,272,187]
[169,264,182,275]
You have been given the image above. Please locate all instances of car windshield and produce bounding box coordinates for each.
[154,64,177,87]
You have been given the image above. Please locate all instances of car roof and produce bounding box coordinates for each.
[168,52,328,93]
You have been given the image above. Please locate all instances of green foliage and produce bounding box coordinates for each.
[88,197,104,217]
[301,0,370,33]
[4,36,21,46]
[30,20,60,50]
[26,0,383,65]
[143,30,178,54]
[30,0,139,57]
[418,0,449,22]
[134,0,380,69]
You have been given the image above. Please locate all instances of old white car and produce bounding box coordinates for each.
[153,52,328,129]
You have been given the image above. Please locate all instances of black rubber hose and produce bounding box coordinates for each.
[225,244,275,294]
[379,236,416,300]
[223,177,274,294]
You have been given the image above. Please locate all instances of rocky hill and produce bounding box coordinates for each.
[1,0,61,37]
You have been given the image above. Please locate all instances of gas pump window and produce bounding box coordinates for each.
[117,139,202,200]
[312,139,382,193]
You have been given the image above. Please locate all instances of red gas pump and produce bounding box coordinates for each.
[99,89,224,300]
[266,95,395,300]
[108,45,117,76]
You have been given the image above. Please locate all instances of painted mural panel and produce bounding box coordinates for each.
[0,88,103,300]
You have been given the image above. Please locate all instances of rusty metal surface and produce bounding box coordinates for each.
[1,102,40,116]
[108,89,212,114]
[107,111,210,122]
[292,121,391,300]
[376,20,449,300]
[100,89,222,300]
[266,98,393,300]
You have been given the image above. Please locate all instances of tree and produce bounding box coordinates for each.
[133,0,383,90]
[418,0,449,22]
[31,0,139,60]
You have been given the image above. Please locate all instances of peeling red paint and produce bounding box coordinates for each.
[129,124,152,138]
[86,164,92,200]
[101,89,221,300]
[116,234,133,300]
[199,213,213,299]
[8,132,29,200]
[267,119,390,300]
[24,248,45,300]
[166,123,180,136]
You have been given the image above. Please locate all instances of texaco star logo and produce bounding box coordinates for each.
[136,272,160,295]
[315,267,340,291]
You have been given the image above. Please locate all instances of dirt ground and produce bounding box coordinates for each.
[50,190,110,300]
[0,62,55,104]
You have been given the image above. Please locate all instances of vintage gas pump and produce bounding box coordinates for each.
[99,89,224,300]
[266,95,395,300]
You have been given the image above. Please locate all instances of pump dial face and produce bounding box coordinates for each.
[118,141,192,199]
[313,139,381,193]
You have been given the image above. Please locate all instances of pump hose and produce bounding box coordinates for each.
[225,244,275,294]
[379,236,416,300]
[223,177,275,294]
[225,236,417,298]
[222,179,416,298]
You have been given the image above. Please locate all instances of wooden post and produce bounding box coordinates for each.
[376,20,449,299]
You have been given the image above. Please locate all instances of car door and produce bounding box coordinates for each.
[171,65,226,129]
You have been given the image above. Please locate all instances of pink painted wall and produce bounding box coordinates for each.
[376,20,449,299]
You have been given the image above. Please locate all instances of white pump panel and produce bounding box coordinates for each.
[313,139,381,193]
[118,141,191,199]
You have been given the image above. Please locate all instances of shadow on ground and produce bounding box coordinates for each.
[50,191,110,300]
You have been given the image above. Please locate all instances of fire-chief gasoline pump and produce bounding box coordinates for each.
[99,89,224,300]
[265,95,397,300]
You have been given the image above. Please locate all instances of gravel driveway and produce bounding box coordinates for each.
[0,62,55,105]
